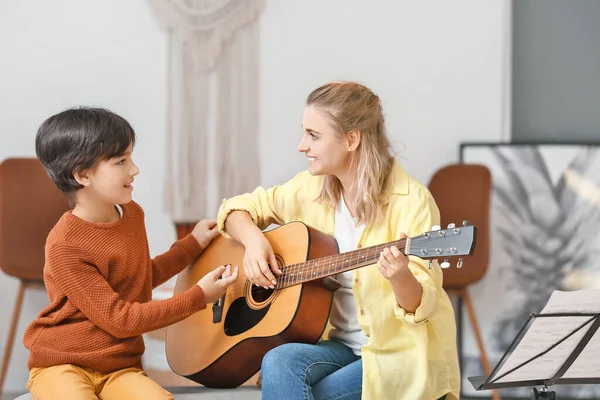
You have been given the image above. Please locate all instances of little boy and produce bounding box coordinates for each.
[23,107,237,400]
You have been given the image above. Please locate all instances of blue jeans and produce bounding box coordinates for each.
[261,340,362,400]
[261,340,449,400]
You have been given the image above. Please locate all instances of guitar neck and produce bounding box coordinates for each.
[277,238,410,289]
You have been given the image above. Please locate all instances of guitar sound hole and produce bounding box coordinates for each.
[251,285,274,303]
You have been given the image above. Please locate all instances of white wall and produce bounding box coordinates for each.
[0,0,509,393]
[260,0,510,188]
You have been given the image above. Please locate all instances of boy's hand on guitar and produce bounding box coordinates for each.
[192,218,220,250]
[197,264,239,303]
[377,232,411,282]
[243,233,282,289]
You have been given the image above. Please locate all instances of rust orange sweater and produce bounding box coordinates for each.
[23,201,206,372]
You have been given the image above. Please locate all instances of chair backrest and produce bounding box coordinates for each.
[428,163,491,288]
[0,158,71,281]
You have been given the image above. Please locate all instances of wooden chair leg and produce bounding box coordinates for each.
[0,280,26,395]
[462,288,501,400]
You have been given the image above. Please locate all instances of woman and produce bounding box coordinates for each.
[217,81,459,400]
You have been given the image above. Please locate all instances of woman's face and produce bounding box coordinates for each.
[298,105,354,177]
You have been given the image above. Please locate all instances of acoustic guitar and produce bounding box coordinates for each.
[165,221,476,388]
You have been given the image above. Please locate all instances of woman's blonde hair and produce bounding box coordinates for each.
[307,81,394,226]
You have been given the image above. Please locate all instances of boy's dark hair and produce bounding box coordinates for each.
[35,107,136,199]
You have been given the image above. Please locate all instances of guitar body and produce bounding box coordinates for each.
[165,222,340,388]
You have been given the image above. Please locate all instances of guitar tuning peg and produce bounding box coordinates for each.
[431,225,441,231]
[457,257,463,268]
[462,220,471,227]
[447,223,456,229]
[440,258,450,269]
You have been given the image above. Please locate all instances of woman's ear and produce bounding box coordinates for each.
[347,130,361,151]
[73,169,92,187]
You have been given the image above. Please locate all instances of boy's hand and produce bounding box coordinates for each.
[197,264,239,303]
[192,218,219,249]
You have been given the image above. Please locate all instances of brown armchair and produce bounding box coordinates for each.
[428,163,499,400]
[0,158,70,394]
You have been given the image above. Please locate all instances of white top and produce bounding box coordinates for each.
[328,195,368,356]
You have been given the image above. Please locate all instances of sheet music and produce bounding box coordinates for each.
[545,290,600,379]
[541,289,600,314]
[562,328,600,378]
[490,289,600,383]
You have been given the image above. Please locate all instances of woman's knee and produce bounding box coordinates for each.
[262,343,307,372]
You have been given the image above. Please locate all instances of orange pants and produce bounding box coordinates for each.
[27,364,173,400]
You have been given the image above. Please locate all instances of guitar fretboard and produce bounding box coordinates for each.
[277,238,409,289]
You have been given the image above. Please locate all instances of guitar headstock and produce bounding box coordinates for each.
[407,221,476,269]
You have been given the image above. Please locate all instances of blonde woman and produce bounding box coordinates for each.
[217,81,459,400]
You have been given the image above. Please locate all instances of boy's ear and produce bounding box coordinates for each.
[347,130,361,152]
[73,169,92,187]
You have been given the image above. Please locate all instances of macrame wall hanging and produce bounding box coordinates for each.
[147,0,264,224]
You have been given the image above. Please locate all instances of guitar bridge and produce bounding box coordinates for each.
[212,274,225,323]
[213,297,223,323]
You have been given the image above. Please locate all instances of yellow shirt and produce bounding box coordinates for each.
[217,162,460,400]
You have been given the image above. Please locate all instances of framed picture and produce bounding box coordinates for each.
[459,142,600,399]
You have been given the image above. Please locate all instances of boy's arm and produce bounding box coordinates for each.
[49,242,206,338]
[151,234,202,288]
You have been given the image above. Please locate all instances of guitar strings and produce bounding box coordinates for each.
[228,239,410,297]
[220,249,381,299]
[228,234,460,297]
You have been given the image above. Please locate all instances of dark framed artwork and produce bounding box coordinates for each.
[459,142,600,399]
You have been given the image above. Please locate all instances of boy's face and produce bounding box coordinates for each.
[84,144,139,205]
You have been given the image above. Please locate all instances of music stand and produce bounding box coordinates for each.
[468,289,600,400]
